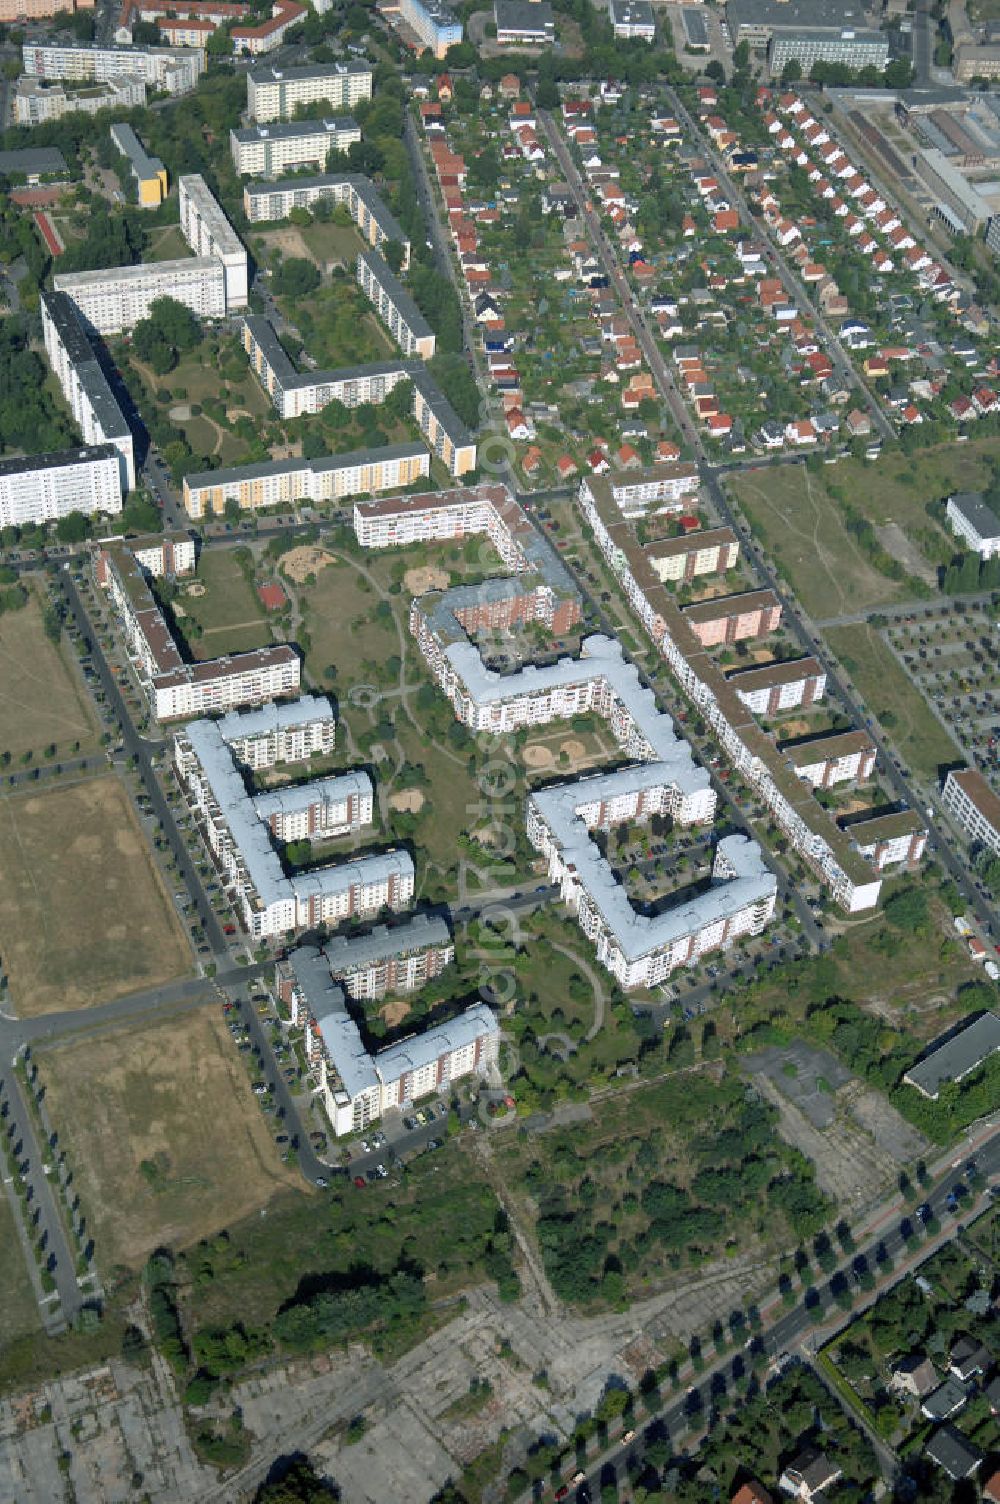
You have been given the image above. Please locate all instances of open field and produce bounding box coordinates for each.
[730,466,910,620]
[37,1009,302,1270]
[0,587,100,763]
[0,775,191,1015]
[146,224,188,260]
[255,220,363,270]
[826,622,958,780]
[0,1192,41,1349]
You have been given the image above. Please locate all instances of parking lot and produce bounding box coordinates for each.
[885,601,999,774]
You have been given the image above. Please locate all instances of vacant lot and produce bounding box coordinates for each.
[0,1192,40,1348]
[826,622,958,780]
[0,588,100,763]
[731,466,908,621]
[38,1009,302,1269]
[0,776,191,1015]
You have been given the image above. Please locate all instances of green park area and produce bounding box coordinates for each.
[826,621,958,780]
[168,546,275,661]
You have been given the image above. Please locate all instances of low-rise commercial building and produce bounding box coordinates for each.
[0,445,121,527]
[14,75,146,124]
[356,249,435,358]
[95,541,300,719]
[914,147,996,234]
[682,588,782,647]
[945,491,1000,559]
[175,718,413,938]
[903,1011,1000,1099]
[178,173,248,310]
[22,41,203,93]
[54,256,225,336]
[494,0,554,45]
[230,117,361,177]
[41,289,136,491]
[645,527,739,584]
[277,946,495,1135]
[0,146,69,182]
[247,60,372,122]
[110,122,166,207]
[942,766,1000,855]
[609,0,655,40]
[182,442,429,518]
[397,0,462,57]
[243,171,409,265]
[323,913,454,999]
[783,730,876,788]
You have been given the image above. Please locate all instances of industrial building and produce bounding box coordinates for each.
[903,1012,1000,1099]
[768,26,889,73]
[946,491,1000,558]
[609,0,655,41]
[493,0,555,45]
[246,60,372,122]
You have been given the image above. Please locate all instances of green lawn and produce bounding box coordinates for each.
[173,548,274,661]
[301,220,367,266]
[826,622,958,780]
[0,1192,41,1349]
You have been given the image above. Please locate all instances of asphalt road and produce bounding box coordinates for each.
[548,1128,1000,1503]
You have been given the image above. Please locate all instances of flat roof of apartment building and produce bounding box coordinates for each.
[0,443,117,478]
[179,174,245,258]
[949,490,1000,540]
[215,693,333,742]
[231,116,358,144]
[682,588,780,624]
[248,60,371,85]
[42,290,133,441]
[110,122,164,180]
[725,655,823,691]
[357,247,433,340]
[946,766,1000,831]
[54,255,219,289]
[782,729,874,766]
[645,526,737,559]
[244,171,406,241]
[324,912,452,973]
[842,808,924,845]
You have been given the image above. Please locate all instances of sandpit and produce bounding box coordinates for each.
[389,789,425,813]
[523,744,554,768]
[183,581,206,597]
[280,546,336,584]
[560,739,585,761]
[404,565,450,595]
[380,999,411,1029]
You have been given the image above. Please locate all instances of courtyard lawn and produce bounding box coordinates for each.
[173,547,274,660]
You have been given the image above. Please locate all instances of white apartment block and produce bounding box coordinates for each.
[578,473,885,914]
[22,42,203,93]
[242,318,476,475]
[942,767,1000,857]
[397,0,462,56]
[213,695,336,771]
[95,541,301,720]
[279,947,494,1136]
[53,257,225,336]
[646,527,739,585]
[322,914,454,1001]
[945,492,1000,560]
[610,0,655,39]
[230,117,361,177]
[178,174,248,310]
[247,61,372,122]
[728,658,827,717]
[356,249,436,359]
[14,75,146,124]
[182,442,428,519]
[604,463,700,518]
[254,770,373,842]
[41,289,136,491]
[784,731,876,790]
[846,811,928,872]
[0,445,121,528]
[243,172,409,267]
[128,531,196,579]
[174,719,413,939]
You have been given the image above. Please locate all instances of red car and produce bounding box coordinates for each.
[353,1176,366,1189]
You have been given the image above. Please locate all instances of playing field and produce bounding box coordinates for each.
[37,1008,303,1269]
[0,775,191,1015]
[0,587,100,763]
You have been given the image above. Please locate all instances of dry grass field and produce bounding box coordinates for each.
[38,1009,303,1269]
[0,588,100,763]
[0,775,191,1015]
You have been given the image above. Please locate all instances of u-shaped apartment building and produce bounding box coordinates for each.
[355,483,779,990]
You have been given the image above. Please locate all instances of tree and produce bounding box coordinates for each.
[382,239,406,275]
[781,57,802,83]
[705,59,726,83]
[254,1459,340,1502]
[272,258,320,297]
[132,297,203,375]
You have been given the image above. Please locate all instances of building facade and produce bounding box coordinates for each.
[22,41,203,92]
[356,249,436,358]
[682,589,782,647]
[784,730,876,789]
[397,0,462,57]
[14,75,146,124]
[645,526,739,584]
[0,445,121,527]
[41,289,136,492]
[53,257,225,336]
[230,117,361,176]
[246,61,372,122]
[323,914,454,1000]
[946,492,1000,559]
[942,767,1000,856]
[728,657,827,716]
[182,442,429,518]
[178,174,248,310]
[231,0,306,54]
[213,695,336,771]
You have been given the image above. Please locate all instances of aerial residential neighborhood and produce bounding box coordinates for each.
[0,0,997,1499]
